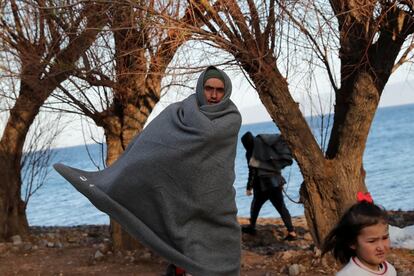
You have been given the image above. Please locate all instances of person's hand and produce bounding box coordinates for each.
[246,189,253,196]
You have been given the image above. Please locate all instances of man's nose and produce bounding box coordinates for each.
[211,91,217,98]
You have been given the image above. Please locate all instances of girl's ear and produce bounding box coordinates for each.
[349,243,356,250]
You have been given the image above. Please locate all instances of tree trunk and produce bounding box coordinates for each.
[0,162,29,241]
[0,84,47,241]
[299,162,366,246]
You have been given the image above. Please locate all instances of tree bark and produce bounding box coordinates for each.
[0,82,49,240]
[0,165,28,241]
[300,163,366,245]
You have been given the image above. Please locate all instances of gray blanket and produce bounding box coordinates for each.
[54,66,242,276]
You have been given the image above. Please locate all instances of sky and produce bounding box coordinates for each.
[237,73,414,124]
[52,70,414,148]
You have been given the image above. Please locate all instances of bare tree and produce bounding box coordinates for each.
[0,0,109,240]
[21,112,64,207]
[185,0,414,246]
[47,0,206,250]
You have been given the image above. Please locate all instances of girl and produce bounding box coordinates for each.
[323,192,397,275]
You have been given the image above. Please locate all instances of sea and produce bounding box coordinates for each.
[24,103,414,226]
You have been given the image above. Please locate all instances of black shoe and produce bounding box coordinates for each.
[241,225,257,235]
[165,264,175,276]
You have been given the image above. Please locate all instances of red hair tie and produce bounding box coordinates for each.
[357,191,373,203]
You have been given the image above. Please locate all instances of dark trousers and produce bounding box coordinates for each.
[249,186,294,232]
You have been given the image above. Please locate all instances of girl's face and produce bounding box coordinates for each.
[351,222,390,271]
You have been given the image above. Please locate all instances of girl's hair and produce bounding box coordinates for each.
[322,201,388,264]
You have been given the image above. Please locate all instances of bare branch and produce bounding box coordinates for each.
[275,0,339,93]
[392,33,414,72]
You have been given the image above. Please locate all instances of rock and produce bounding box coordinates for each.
[313,247,322,258]
[303,233,313,241]
[124,255,135,263]
[0,243,10,254]
[390,216,405,227]
[98,243,111,254]
[281,250,294,260]
[66,236,78,243]
[321,256,328,267]
[39,240,49,247]
[387,253,397,262]
[22,242,33,251]
[55,242,64,249]
[11,235,22,245]
[289,264,300,276]
[297,240,309,249]
[94,250,105,261]
[140,252,151,261]
[311,257,321,265]
[47,242,54,248]
[392,259,401,267]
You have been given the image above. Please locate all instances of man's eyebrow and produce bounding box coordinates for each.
[205,85,224,88]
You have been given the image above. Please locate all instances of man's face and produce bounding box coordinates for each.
[204,78,225,105]
[351,222,390,271]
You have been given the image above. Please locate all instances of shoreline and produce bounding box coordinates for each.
[27,209,414,229]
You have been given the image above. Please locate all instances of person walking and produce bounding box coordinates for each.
[54,66,242,276]
[241,132,297,240]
